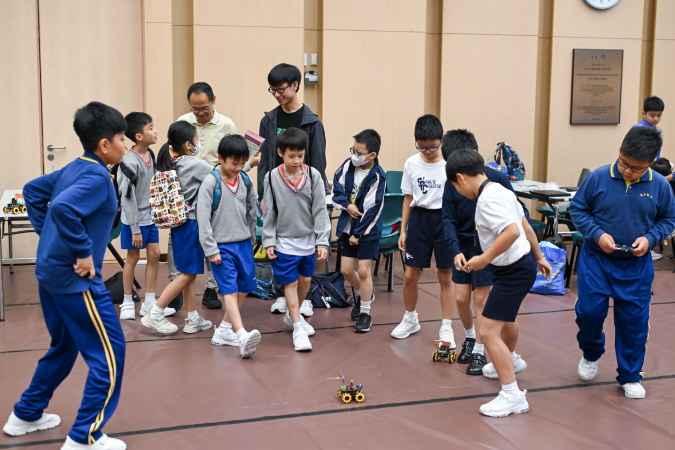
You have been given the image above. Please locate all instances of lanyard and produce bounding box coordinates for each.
[350,167,371,204]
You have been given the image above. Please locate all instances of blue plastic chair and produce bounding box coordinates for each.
[374,193,406,291]
[385,170,403,194]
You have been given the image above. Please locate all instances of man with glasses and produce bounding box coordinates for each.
[570,126,675,399]
[258,64,328,317]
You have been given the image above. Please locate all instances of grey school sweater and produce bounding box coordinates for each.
[196,172,256,258]
[173,156,215,220]
[118,149,155,234]
[262,165,329,249]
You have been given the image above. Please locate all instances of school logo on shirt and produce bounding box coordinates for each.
[417,177,442,194]
[640,193,653,199]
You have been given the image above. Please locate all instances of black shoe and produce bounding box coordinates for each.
[350,296,361,320]
[202,287,222,309]
[168,292,184,312]
[355,313,372,333]
[466,353,487,375]
[457,338,476,364]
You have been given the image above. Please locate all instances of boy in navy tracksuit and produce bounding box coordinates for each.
[570,126,675,399]
[2,102,128,449]
[332,129,387,333]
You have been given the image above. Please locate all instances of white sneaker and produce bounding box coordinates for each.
[391,312,420,339]
[270,297,287,314]
[284,311,315,335]
[293,329,312,351]
[239,329,262,358]
[621,382,646,398]
[3,412,61,436]
[482,354,528,379]
[212,326,239,347]
[62,434,126,449]
[139,302,176,317]
[300,299,314,317]
[119,302,135,320]
[438,322,456,348]
[578,357,599,381]
[183,316,213,334]
[140,314,178,334]
[479,390,529,417]
[651,250,663,261]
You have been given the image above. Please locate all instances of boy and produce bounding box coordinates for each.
[3,102,127,449]
[332,129,387,333]
[198,135,262,358]
[262,128,329,351]
[441,129,531,376]
[447,149,551,417]
[570,127,675,399]
[632,96,664,160]
[392,115,455,345]
[117,112,172,320]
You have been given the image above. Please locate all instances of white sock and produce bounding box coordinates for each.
[187,310,199,322]
[360,300,371,315]
[442,318,452,326]
[502,381,520,395]
[122,294,133,305]
[465,326,476,339]
[405,310,417,318]
[220,320,232,330]
[472,343,485,355]
[511,351,518,359]
[292,322,303,332]
[144,292,156,303]
[150,305,164,318]
[235,328,246,339]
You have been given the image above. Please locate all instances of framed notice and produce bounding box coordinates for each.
[570,49,623,124]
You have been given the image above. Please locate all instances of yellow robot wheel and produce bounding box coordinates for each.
[341,393,352,404]
[355,392,365,403]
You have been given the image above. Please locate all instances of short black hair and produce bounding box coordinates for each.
[187,82,214,102]
[277,127,308,153]
[414,114,443,142]
[124,112,153,142]
[73,101,126,153]
[644,96,664,113]
[445,149,486,183]
[353,129,381,155]
[441,128,478,160]
[620,126,662,163]
[650,157,671,177]
[218,134,249,162]
[268,63,302,91]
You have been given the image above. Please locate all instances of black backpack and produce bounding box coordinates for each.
[308,272,352,308]
[110,150,156,231]
[104,271,141,304]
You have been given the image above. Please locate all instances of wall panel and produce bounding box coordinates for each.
[652,1,675,158]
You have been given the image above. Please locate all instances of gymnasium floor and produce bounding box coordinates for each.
[1,251,674,449]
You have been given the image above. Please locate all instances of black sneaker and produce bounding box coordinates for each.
[202,287,222,309]
[168,292,184,312]
[457,338,476,364]
[466,353,487,375]
[355,313,372,333]
[350,296,361,320]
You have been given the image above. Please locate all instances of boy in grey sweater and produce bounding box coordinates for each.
[263,128,329,351]
[197,135,262,358]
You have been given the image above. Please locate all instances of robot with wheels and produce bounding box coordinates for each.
[2,198,27,215]
[337,372,365,404]
[432,340,457,363]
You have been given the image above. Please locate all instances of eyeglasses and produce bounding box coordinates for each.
[190,105,212,113]
[350,147,369,157]
[415,143,440,152]
[617,158,649,174]
[268,85,291,95]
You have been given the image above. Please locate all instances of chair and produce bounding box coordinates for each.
[536,168,591,222]
[373,193,406,291]
[386,170,403,194]
[529,219,547,241]
[565,231,584,288]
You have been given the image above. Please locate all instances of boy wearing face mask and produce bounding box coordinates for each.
[332,129,387,333]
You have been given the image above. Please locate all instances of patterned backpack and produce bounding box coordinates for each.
[493,142,526,181]
[150,157,188,229]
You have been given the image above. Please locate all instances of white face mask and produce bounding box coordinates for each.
[190,141,201,156]
[351,154,367,167]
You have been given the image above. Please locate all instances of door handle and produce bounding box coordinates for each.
[47,145,66,151]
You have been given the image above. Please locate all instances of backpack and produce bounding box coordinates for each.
[249,263,280,299]
[104,271,141,304]
[110,150,156,232]
[150,161,188,229]
[494,142,525,181]
[308,272,352,308]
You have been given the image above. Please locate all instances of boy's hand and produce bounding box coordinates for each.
[537,257,553,278]
[267,246,276,259]
[73,256,95,279]
[346,204,363,219]
[598,233,616,253]
[398,230,407,251]
[349,235,359,246]
[132,233,143,249]
[317,247,327,261]
[454,253,467,271]
[248,151,261,168]
[209,254,222,265]
[462,254,488,272]
[630,236,650,257]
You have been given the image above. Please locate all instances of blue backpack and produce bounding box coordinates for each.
[201,168,251,214]
[493,142,526,181]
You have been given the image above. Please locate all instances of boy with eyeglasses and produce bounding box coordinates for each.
[391,115,455,345]
[570,126,675,399]
[258,63,328,318]
[332,129,387,333]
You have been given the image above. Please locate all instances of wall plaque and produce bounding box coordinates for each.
[570,49,623,124]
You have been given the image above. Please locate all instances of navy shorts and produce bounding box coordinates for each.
[452,241,493,287]
[170,219,205,275]
[340,233,380,260]
[482,252,537,322]
[405,208,452,269]
[272,251,316,285]
[120,223,159,250]
[210,240,257,295]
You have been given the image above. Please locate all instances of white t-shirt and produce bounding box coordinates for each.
[343,167,371,234]
[276,235,316,257]
[400,154,446,209]
[475,183,530,266]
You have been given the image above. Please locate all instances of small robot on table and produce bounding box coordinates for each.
[3,197,26,215]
